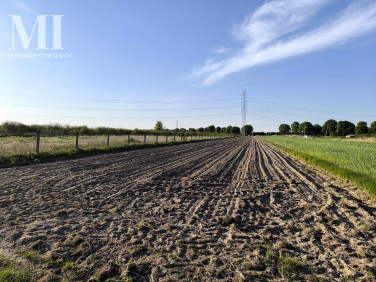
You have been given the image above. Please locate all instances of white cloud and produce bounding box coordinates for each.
[189,0,376,85]
[15,2,35,13]
[232,0,329,46]
[213,46,230,55]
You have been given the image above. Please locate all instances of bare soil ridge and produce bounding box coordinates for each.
[0,137,375,281]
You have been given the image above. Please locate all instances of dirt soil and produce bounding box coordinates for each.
[0,137,375,281]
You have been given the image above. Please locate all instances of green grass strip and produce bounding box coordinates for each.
[261,138,376,198]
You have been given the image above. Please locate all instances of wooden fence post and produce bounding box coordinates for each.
[36,133,40,154]
[75,131,79,149]
[107,133,110,146]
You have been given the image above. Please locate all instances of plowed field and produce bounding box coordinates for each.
[0,137,375,281]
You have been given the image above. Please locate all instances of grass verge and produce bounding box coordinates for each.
[260,137,376,198]
[0,254,36,282]
[0,138,231,168]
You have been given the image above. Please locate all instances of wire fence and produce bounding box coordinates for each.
[0,132,235,156]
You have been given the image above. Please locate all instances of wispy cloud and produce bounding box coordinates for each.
[15,2,35,13]
[189,0,376,85]
[213,46,230,55]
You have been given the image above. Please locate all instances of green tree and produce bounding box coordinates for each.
[279,124,291,135]
[216,127,221,133]
[0,121,28,135]
[291,122,300,135]
[313,124,322,136]
[188,128,196,132]
[299,121,314,135]
[154,121,164,131]
[330,131,338,137]
[337,121,355,136]
[197,127,204,132]
[241,125,253,136]
[355,121,369,134]
[225,126,233,133]
[322,119,337,136]
[232,126,241,134]
[206,125,215,132]
[369,121,376,134]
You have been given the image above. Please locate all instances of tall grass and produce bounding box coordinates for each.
[260,136,376,198]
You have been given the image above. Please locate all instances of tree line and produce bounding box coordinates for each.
[0,121,253,137]
[278,120,376,136]
[154,121,253,135]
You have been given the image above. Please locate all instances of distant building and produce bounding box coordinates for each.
[305,135,313,138]
[346,135,356,139]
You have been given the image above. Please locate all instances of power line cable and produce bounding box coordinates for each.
[0,92,238,104]
[248,97,332,114]
[0,102,239,112]
[0,112,241,120]
[0,91,335,114]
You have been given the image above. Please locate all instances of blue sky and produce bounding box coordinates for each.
[0,0,375,131]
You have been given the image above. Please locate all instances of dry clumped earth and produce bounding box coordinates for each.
[0,137,376,281]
